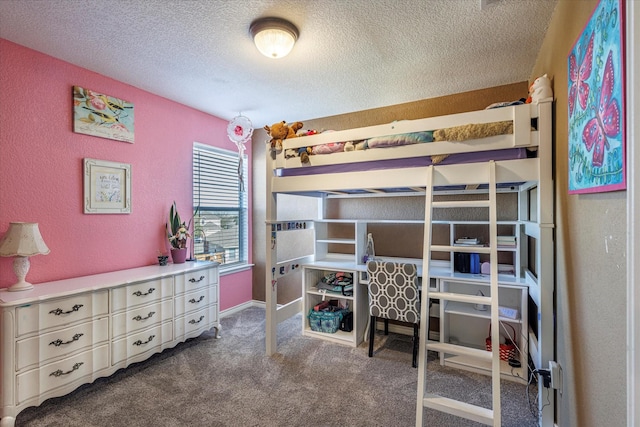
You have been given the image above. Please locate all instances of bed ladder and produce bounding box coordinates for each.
[416,160,501,427]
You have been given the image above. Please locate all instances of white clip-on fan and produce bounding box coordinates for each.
[227,114,253,191]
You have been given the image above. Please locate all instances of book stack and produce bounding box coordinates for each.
[454,237,483,246]
[496,235,517,248]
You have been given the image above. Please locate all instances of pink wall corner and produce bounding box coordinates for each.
[0,39,252,310]
[219,269,253,312]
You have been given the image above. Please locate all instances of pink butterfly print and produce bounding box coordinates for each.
[582,50,620,167]
[569,31,594,117]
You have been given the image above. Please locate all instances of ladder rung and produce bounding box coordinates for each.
[432,200,490,209]
[425,342,492,361]
[423,394,494,425]
[427,292,493,306]
[431,245,491,254]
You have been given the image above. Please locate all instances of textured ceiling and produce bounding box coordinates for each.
[0,0,557,127]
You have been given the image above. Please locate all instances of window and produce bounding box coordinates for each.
[193,143,248,269]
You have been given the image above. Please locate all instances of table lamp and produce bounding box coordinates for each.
[0,222,50,292]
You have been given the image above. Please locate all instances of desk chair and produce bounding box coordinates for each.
[366,261,420,368]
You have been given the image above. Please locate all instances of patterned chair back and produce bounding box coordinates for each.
[366,261,420,324]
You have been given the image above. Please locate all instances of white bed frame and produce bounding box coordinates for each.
[265,99,554,426]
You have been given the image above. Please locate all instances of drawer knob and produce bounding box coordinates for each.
[189,275,205,283]
[49,362,84,377]
[132,288,155,297]
[49,333,84,347]
[188,296,205,304]
[132,311,156,321]
[49,304,83,316]
[189,315,205,325]
[133,335,155,346]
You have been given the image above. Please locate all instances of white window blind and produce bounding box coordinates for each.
[193,143,248,267]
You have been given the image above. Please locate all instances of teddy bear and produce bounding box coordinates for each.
[264,121,304,155]
[526,74,553,104]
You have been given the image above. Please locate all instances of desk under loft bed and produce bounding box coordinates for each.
[265,99,553,426]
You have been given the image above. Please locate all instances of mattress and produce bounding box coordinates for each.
[275,147,529,177]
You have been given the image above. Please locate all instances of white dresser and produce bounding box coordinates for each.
[0,262,220,427]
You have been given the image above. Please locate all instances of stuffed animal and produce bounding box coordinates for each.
[430,120,514,164]
[264,121,304,154]
[433,121,513,142]
[526,74,553,104]
[344,141,367,151]
[284,149,297,159]
[298,146,312,164]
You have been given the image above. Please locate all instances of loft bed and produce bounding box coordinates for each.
[264,99,554,426]
[271,101,539,190]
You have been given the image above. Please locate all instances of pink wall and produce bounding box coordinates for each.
[0,39,252,311]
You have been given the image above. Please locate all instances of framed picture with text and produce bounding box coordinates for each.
[83,158,131,214]
[73,86,135,143]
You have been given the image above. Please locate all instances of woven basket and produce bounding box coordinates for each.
[485,322,517,361]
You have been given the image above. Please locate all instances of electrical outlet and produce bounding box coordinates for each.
[549,361,562,392]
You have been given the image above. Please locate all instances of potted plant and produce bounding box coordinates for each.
[166,201,192,264]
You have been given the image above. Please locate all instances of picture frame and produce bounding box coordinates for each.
[73,86,135,143]
[567,0,626,193]
[83,158,131,214]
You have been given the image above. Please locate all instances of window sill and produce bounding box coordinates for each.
[220,263,254,276]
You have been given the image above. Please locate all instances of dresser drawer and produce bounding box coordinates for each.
[16,291,109,337]
[16,317,109,371]
[16,344,109,404]
[112,299,173,339]
[174,268,215,295]
[111,277,173,312]
[174,305,218,340]
[111,321,173,365]
[174,286,216,317]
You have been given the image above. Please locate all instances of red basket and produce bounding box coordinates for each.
[485,322,517,361]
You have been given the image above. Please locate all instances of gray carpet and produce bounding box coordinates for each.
[15,306,540,426]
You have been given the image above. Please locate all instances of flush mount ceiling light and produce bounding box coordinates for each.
[250,17,299,59]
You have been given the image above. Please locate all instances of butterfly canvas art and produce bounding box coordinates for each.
[568,0,626,194]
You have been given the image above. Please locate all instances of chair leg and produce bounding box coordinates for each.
[368,315,376,357]
[384,318,389,335]
[412,323,419,368]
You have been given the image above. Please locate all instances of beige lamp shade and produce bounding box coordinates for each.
[0,222,50,292]
[0,222,50,256]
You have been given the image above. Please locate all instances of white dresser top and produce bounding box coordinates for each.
[0,261,217,306]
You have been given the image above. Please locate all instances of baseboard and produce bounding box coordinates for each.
[220,300,265,318]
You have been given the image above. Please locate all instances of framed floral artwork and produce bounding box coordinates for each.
[83,158,131,214]
[568,0,626,193]
[73,86,134,143]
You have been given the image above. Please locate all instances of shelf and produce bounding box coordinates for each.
[436,273,526,286]
[306,286,354,300]
[316,238,355,244]
[303,327,354,344]
[444,301,522,323]
[302,264,367,348]
[443,354,527,384]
